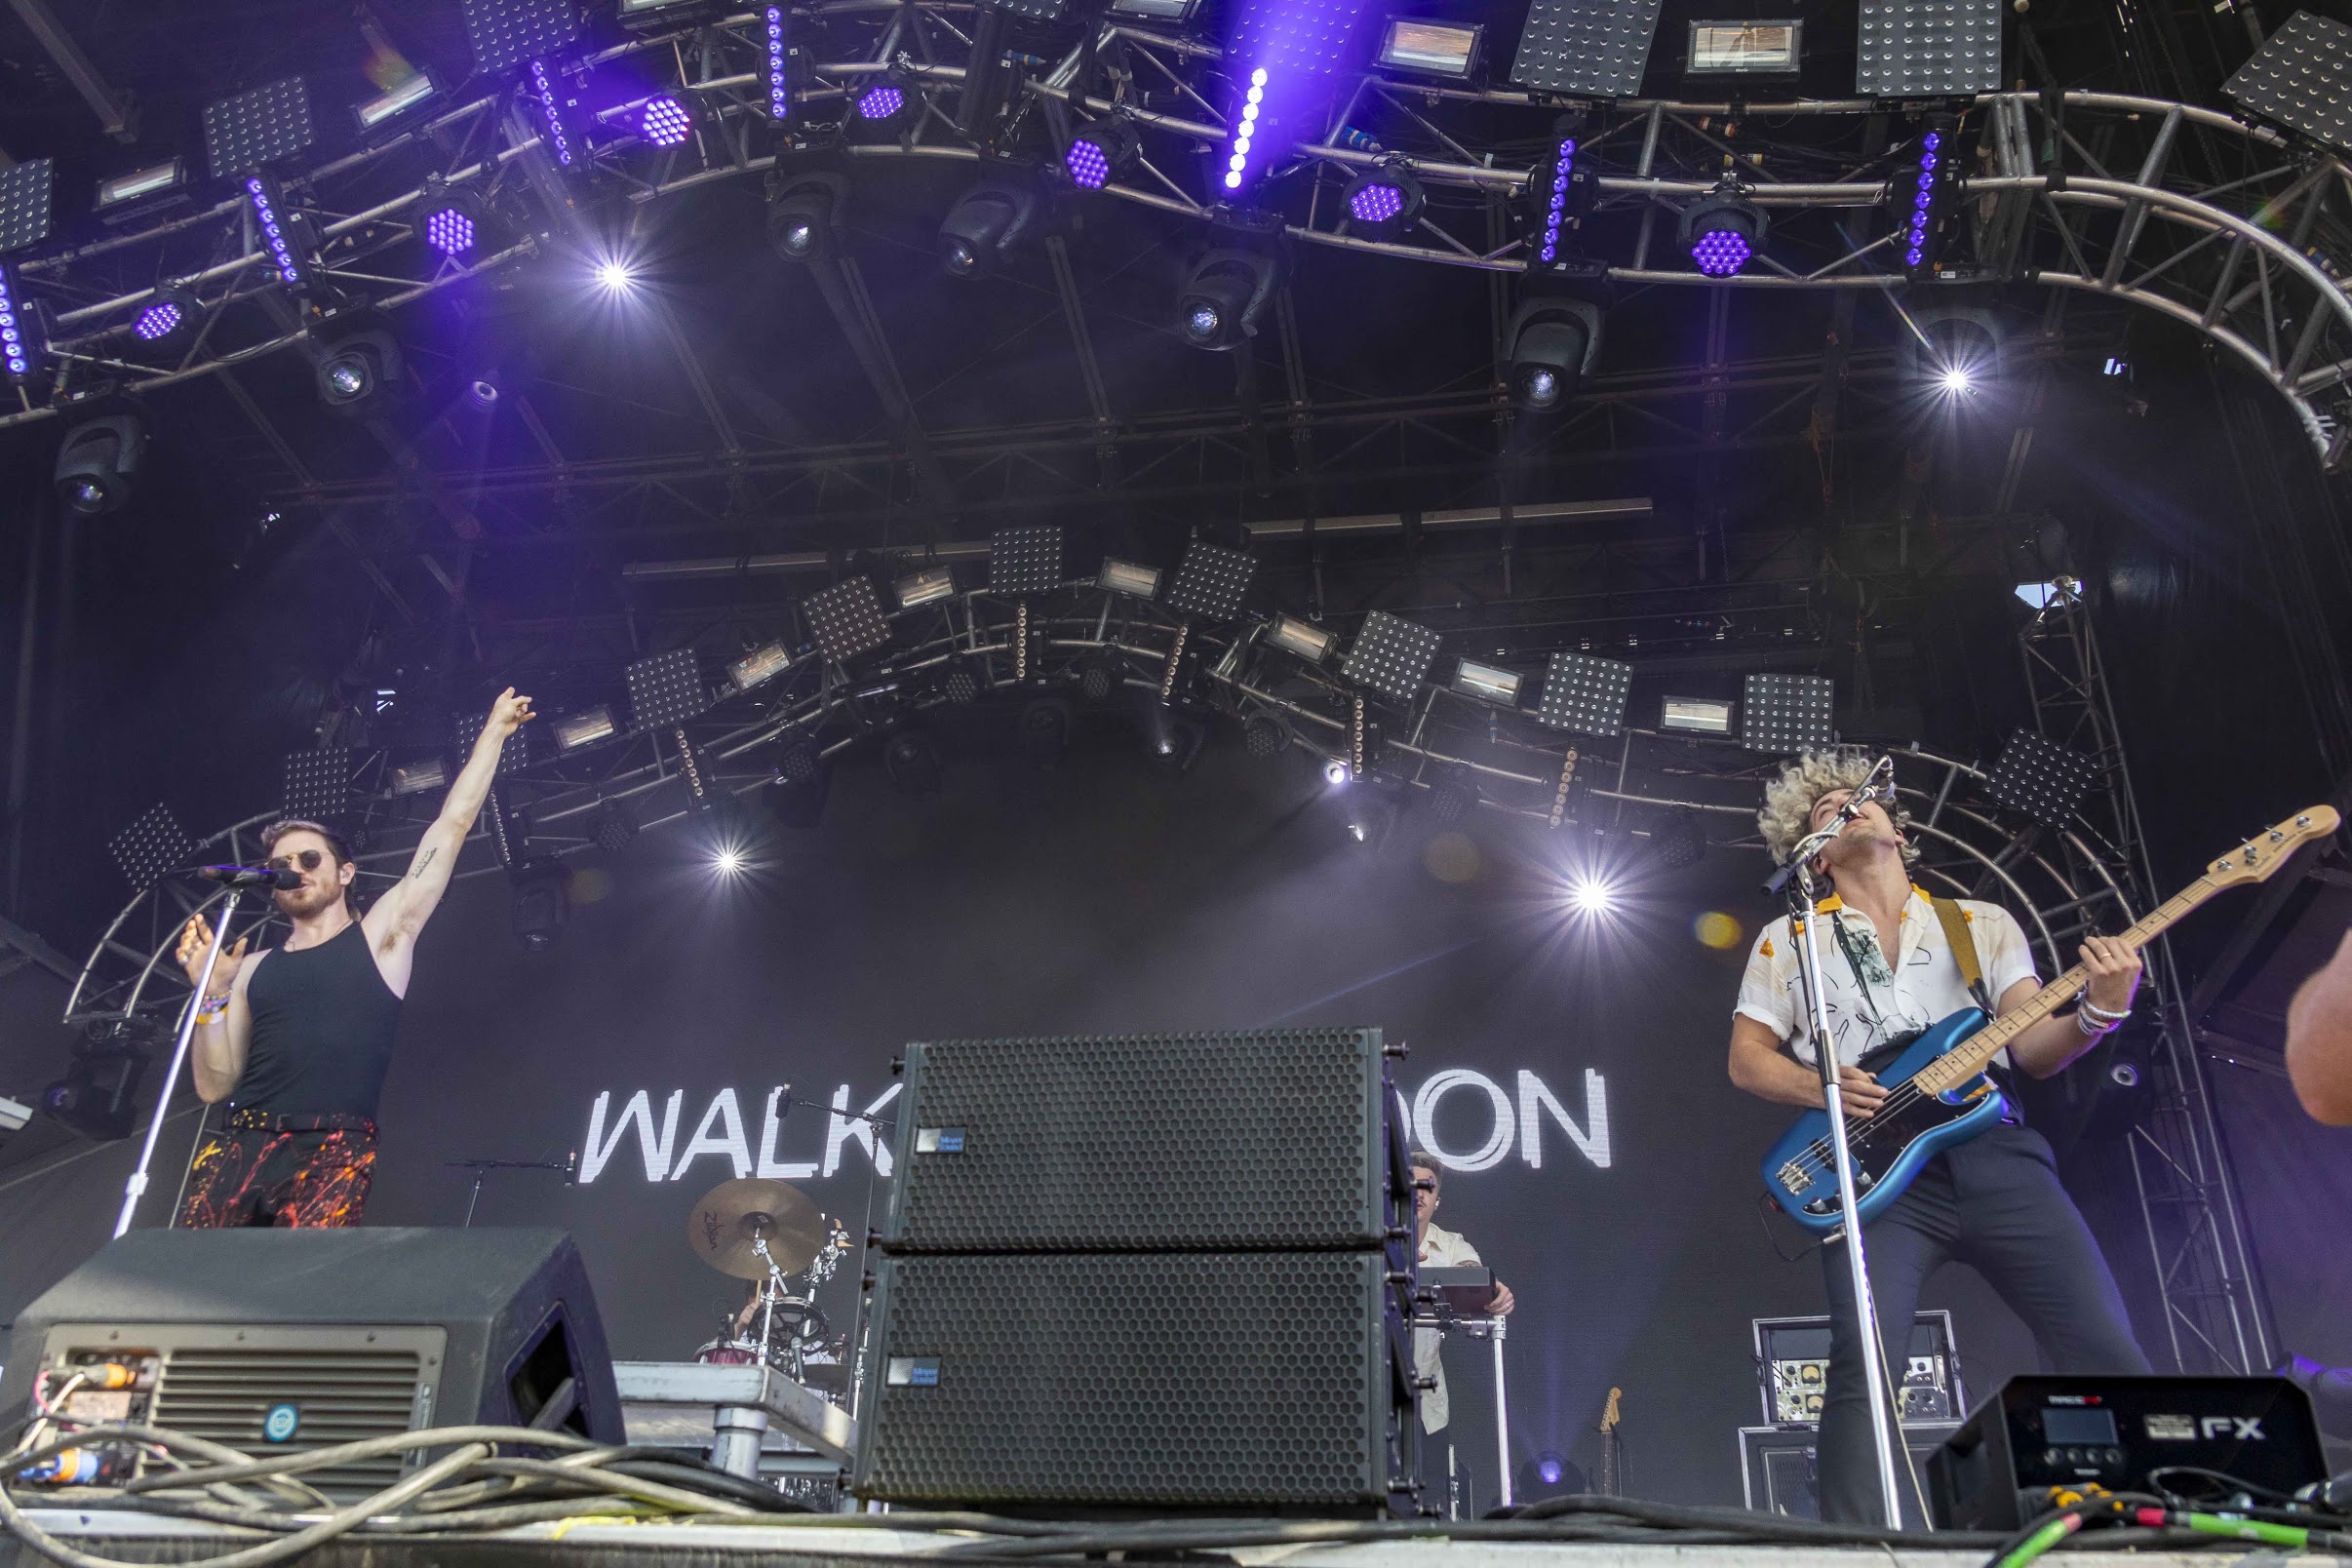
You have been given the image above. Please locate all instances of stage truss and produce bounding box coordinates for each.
[4,7,2350,466]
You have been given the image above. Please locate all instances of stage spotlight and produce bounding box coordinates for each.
[1146,708,1208,774]
[1895,121,1958,278]
[1342,164,1425,233]
[1267,612,1336,665]
[131,287,203,350]
[1223,64,1271,192]
[1065,117,1140,189]
[854,80,906,122]
[316,329,404,409]
[1938,365,1974,395]
[713,845,744,876]
[1680,185,1767,277]
[1323,757,1351,787]
[1243,714,1287,758]
[1651,808,1707,870]
[766,172,845,262]
[510,859,569,952]
[939,179,1039,278]
[596,259,637,292]
[883,726,944,794]
[1099,558,1161,599]
[639,94,695,147]
[0,263,42,386]
[244,175,317,291]
[468,376,500,410]
[416,180,488,259]
[592,797,638,854]
[53,415,147,518]
[1503,295,1603,412]
[1176,248,1282,351]
[1568,875,1616,915]
[354,69,442,135]
[96,158,191,225]
[1528,128,1594,267]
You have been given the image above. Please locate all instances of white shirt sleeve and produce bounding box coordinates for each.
[1733,920,1795,1039]
[1974,905,2040,1000]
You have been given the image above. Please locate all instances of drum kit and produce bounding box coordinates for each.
[686,1174,852,1392]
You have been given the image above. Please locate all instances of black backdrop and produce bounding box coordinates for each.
[6,729,2099,1503]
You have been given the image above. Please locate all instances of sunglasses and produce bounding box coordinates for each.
[265,849,329,872]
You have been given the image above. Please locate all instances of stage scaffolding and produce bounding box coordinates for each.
[2018,580,2271,1375]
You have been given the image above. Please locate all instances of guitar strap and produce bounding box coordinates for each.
[1930,895,1995,1014]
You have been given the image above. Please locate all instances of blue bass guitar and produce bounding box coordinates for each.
[1759,807,2336,1234]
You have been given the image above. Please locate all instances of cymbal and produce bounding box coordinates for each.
[686,1176,823,1278]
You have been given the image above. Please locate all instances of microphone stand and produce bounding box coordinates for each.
[447,1156,574,1227]
[1763,764,1906,1529]
[114,888,240,1239]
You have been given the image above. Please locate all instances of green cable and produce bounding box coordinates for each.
[1996,1511,2082,1568]
[2176,1511,2309,1548]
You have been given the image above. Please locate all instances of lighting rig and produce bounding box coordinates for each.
[0,0,2345,458]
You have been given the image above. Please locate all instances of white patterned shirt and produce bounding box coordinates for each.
[1734,886,2039,1071]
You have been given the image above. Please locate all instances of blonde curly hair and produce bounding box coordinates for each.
[1757,748,1920,869]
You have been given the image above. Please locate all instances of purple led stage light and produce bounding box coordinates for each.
[0,264,35,382]
[857,82,904,120]
[1538,136,1576,263]
[1348,179,1403,222]
[529,59,575,167]
[245,176,310,287]
[424,206,477,256]
[1690,227,1751,276]
[1901,128,1945,274]
[133,301,183,340]
[1066,137,1112,189]
[1225,66,1269,192]
[641,95,692,146]
[764,6,790,118]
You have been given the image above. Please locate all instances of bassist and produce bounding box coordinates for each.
[1725,749,2150,1525]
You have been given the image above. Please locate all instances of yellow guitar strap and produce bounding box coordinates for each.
[1930,894,1994,1014]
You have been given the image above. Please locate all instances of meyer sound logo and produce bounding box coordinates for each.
[577,1067,1611,1186]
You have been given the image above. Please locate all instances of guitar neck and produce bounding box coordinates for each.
[1911,875,2218,1095]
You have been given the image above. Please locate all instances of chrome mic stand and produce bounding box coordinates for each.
[114,888,240,1238]
[1763,760,1905,1528]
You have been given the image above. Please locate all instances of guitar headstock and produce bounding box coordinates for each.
[2207,806,2341,888]
[1599,1386,1623,1433]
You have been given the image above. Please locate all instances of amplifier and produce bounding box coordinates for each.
[1739,1422,1960,1517]
[1752,1312,1961,1426]
[1929,1375,2330,1531]
[2,1228,620,1499]
[880,1028,1407,1252]
[854,1250,1418,1512]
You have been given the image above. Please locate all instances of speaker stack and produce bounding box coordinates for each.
[854,1027,1421,1514]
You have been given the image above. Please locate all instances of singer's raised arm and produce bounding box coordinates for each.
[365,689,533,956]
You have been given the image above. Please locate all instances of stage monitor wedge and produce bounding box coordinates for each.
[2223,10,2352,153]
[1855,0,2001,97]
[1511,0,1665,99]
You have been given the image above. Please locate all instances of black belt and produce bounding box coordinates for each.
[223,1110,378,1135]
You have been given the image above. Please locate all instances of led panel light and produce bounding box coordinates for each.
[1740,673,1834,752]
[203,78,316,179]
[108,803,195,889]
[762,5,791,119]
[894,567,957,608]
[1228,0,1375,77]
[1537,652,1634,736]
[1511,0,1665,98]
[990,525,1064,595]
[730,642,792,690]
[554,705,617,752]
[1094,559,1157,599]
[640,95,695,146]
[0,263,42,383]
[1986,729,2100,828]
[804,577,891,663]
[1342,609,1443,700]
[529,59,582,167]
[453,710,533,775]
[1660,695,1734,735]
[1165,539,1255,620]
[281,748,352,820]
[96,159,189,223]
[1688,20,1800,73]
[2224,10,2352,152]
[1377,18,1482,77]
[1453,658,1523,706]
[989,0,1070,18]
[390,758,449,796]
[460,0,580,76]
[354,70,441,132]
[625,647,710,728]
[619,0,706,18]
[244,176,314,289]
[1267,613,1337,664]
[1856,0,2001,98]
[0,158,56,255]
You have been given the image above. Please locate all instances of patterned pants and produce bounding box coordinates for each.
[177,1113,377,1229]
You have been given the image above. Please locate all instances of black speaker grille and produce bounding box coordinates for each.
[884,1028,1393,1251]
[859,1251,1394,1506]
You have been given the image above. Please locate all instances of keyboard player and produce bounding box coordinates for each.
[1411,1149,1514,1509]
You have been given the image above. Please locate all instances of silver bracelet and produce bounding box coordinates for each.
[2076,1008,2118,1038]
[2080,999,2131,1023]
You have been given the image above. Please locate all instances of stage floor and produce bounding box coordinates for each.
[12,1509,2330,1567]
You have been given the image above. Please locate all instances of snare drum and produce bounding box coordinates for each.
[693,1337,765,1366]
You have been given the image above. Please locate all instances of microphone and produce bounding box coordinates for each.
[196,864,301,890]
[562,1149,579,1186]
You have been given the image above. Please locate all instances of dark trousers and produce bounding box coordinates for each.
[178,1111,378,1230]
[1816,1121,2150,1527]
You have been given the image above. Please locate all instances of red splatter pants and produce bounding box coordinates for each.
[177,1112,377,1229]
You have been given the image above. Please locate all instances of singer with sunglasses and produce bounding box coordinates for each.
[170,689,536,1229]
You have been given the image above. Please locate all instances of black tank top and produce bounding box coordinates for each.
[233,920,403,1118]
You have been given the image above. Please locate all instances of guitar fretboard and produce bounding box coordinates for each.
[1909,875,2221,1095]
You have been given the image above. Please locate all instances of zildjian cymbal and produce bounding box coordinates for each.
[686,1175,824,1278]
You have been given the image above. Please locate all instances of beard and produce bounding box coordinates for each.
[274,881,346,920]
